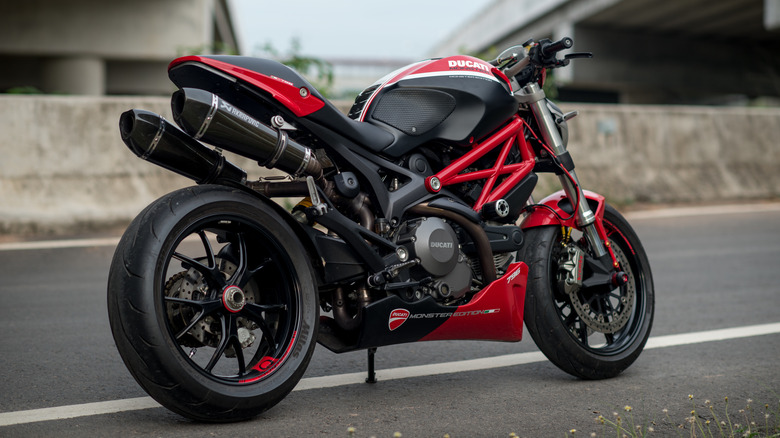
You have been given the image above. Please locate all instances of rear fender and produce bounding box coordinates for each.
[520,190,606,230]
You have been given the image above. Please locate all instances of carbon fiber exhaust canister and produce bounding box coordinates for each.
[119,109,246,185]
[171,88,321,178]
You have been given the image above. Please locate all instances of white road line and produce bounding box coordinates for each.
[0,398,160,428]
[643,322,780,349]
[293,351,548,392]
[624,202,780,220]
[0,237,120,252]
[1,322,779,427]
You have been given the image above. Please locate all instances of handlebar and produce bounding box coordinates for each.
[539,37,573,57]
[491,37,590,89]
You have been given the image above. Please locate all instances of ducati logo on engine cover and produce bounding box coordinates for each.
[388,309,410,331]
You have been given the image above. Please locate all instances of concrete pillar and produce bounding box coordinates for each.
[42,57,105,95]
[553,21,575,83]
[767,0,780,30]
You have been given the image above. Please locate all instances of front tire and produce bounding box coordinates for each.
[108,185,318,421]
[522,203,654,379]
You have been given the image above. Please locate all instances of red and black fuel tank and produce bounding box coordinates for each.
[349,55,519,157]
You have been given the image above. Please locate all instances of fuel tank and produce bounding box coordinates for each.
[349,55,519,157]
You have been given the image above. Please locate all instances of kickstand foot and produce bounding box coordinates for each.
[366,347,377,384]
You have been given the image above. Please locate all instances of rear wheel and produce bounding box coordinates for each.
[522,203,654,379]
[108,185,318,421]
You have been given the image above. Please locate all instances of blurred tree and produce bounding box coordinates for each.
[177,42,240,56]
[258,38,334,98]
[3,86,44,94]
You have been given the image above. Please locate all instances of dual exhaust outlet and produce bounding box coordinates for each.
[119,88,322,185]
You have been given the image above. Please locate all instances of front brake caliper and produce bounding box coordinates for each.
[557,244,584,295]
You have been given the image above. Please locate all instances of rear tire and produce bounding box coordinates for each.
[108,185,318,421]
[521,203,654,379]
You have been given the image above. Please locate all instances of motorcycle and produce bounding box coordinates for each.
[108,36,654,422]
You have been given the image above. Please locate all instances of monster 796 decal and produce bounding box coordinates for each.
[388,307,501,331]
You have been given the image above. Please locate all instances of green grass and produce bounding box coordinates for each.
[340,395,780,437]
[566,395,780,438]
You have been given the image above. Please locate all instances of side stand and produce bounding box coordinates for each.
[366,347,377,384]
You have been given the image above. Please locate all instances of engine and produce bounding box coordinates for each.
[393,217,472,302]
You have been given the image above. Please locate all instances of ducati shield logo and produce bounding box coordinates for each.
[388,309,410,331]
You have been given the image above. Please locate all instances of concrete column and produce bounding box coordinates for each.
[553,21,575,83]
[767,0,780,30]
[42,56,105,95]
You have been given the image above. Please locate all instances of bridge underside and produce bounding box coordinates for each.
[436,0,780,104]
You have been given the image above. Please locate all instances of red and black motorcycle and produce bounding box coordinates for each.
[108,37,654,421]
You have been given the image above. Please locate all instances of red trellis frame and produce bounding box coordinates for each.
[423,115,623,269]
[424,116,535,213]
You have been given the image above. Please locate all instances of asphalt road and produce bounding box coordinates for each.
[1,203,779,437]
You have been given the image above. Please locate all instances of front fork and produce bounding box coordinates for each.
[518,82,609,260]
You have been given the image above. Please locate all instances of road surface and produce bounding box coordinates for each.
[1,203,778,437]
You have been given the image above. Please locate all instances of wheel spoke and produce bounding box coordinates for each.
[243,303,278,351]
[205,315,234,372]
[197,230,217,271]
[233,336,247,376]
[253,303,287,313]
[227,233,247,286]
[173,252,215,279]
[563,311,578,329]
[255,318,278,352]
[578,323,589,345]
[164,296,222,340]
[598,296,612,317]
[240,258,272,289]
[164,295,221,310]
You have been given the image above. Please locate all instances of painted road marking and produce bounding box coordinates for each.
[0,237,120,252]
[1,322,778,427]
[624,202,780,221]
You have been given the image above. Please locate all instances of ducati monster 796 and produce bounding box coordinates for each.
[108,36,654,421]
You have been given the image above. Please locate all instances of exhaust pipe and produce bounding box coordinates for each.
[171,88,323,180]
[119,109,247,185]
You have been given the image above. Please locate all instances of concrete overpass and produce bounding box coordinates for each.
[0,0,239,95]
[431,0,780,104]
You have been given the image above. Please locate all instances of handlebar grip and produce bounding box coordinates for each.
[541,37,573,57]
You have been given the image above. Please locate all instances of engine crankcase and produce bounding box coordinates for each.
[396,217,472,300]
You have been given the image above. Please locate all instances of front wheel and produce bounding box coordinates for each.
[107,185,318,421]
[521,203,654,379]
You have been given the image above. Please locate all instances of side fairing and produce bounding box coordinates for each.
[317,262,527,353]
